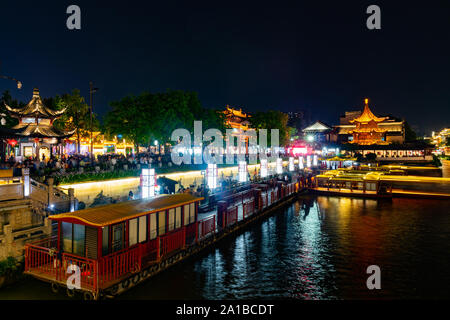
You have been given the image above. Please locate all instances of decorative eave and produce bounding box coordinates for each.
[11,124,76,139]
[5,88,66,120]
[303,121,332,132]
[349,99,387,124]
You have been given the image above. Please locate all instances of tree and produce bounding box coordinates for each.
[104,89,228,151]
[445,137,450,147]
[365,153,377,162]
[104,95,151,152]
[404,122,417,142]
[53,89,97,154]
[250,110,290,146]
[0,90,23,127]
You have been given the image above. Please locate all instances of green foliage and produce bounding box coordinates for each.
[0,257,18,277]
[0,90,23,127]
[104,90,226,148]
[250,110,290,146]
[432,154,442,167]
[404,122,417,142]
[355,152,364,162]
[53,89,98,153]
[365,153,377,161]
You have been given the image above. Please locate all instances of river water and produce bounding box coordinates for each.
[1,195,450,300]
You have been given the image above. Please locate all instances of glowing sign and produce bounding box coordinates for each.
[306,155,312,168]
[313,155,318,166]
[299,156,304,169]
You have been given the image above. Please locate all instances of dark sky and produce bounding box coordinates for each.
[1,0,449,135]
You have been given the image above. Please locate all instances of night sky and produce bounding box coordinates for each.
[1,0,449,135]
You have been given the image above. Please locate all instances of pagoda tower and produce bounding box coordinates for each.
[5,88,75,161]
[348,99,389,145]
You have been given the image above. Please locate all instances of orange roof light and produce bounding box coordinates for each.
[365,98,369,104]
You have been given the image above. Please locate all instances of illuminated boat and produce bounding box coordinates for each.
[24,181,300,299]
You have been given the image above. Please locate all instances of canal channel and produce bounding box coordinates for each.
[1,195,450,300]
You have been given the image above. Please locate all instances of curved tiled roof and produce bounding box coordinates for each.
[349,100,386,123]
[49,194,203,227]
[5,88,66,119]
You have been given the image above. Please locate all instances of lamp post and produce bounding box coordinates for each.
[0,61,22,89]
[89,82,98,161]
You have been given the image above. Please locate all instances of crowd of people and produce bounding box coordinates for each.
[0,152,175,176]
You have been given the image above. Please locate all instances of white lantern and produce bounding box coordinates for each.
[306,155,312,168]
[260,159,268,178]
[276,158,283,174]
[207,163,218,189]
[299,156,304,169]
[238,161,247,182]
[288,157,294,172]
[313,155,318,167]
[141,168,156,199]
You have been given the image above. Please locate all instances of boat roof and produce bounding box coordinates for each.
[49,194,203,227]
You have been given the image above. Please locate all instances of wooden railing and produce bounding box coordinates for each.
[159,229,185,258]
[61,253,97,291]
[98,245,141,287]
[198,216,215,239]
[224,206,238,228]
[243,200,255,218]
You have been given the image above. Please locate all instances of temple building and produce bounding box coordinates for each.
[223,105,251,131]
[4,88,75,161]
[223,106,252,154]
[302,121,337,143]
[336,99,405,144]
[65,132,135,156]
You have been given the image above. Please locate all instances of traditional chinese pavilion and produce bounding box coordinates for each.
[4,88,75,161]
[348,99,389,145]
[223,106,252,154]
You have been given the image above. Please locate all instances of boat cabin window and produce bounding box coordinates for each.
[112,223,125,252]
[139,215,147,243]
[61,222,85,256]
[150,213,157,239]
[168,208,175,232]
[129,218,138,246]
[102,226,109,256]
[190,203,195,223]
[175,206,182,229]
[129,216,148,246]
[158,211,166,235]
[184,204,190,225]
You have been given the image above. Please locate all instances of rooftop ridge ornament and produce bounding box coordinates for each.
[349,98,387,124]
[5,87,67,120]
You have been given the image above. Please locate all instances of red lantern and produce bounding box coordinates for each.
[7,139,18,147]
[34,138,40,144]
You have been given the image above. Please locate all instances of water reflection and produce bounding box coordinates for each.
[2,196,450,300]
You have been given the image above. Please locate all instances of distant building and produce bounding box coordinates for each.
[302,121,337,143]
[335,99,405,144]
[222,106,252,154]
[223,105,251,131]
[4,88,75,161]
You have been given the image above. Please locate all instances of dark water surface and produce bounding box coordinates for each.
[2,196,450,300]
